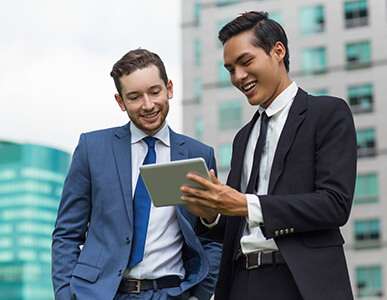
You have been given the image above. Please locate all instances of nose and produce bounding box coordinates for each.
[234,67,248,83]
[142,94,155,110]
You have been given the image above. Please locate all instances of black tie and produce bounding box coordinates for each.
[246,111,271,194]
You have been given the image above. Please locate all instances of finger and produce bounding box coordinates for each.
[209,169,221,184]
[186,172,215,189]
[181,195,218,209]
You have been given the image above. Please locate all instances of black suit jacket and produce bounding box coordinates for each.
[215,89,357,300]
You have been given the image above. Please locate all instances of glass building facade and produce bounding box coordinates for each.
[0,141,70,300]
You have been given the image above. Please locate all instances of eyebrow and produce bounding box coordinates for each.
[125,84,163,97]
[224,52,251,69]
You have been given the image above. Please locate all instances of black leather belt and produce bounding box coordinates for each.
[118,275,181,293]
[236,251,285,270]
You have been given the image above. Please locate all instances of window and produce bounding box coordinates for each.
[300,5,325,34]
[311,88,329,96]
[354,219,381,248]
[302,47,327,74]
[344,0,368,28]
[194,0,201,24]
[348,83,373,113]
[270,11,283,25]
[218,61,230,85]
[218,100,242,130]
[346,41,371,69]
[194,39,202,66]
[218,144,232,170]
[193,78,203,102]
[357,128,376,158]
[355,173,379,204]
[216,0,238,7]
[356,266,383,297]
[194,117,204,141]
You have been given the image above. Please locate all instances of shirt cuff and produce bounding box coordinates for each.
[200,213,221,228]
[246,194,263,227]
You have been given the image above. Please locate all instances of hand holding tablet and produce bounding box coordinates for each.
[139,157,209,207]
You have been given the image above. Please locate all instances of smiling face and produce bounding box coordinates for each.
[223,30,290,108]
[114,64,172,135]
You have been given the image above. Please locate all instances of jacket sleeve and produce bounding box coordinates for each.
[259,99,357,239]
[190,147,223,300]
[51,134,91,299]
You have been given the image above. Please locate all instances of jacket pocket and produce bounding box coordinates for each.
[72,263,101,283]
[302,229,344,248]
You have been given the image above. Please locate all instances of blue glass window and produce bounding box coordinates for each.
[302,47,327,74]
[300,5,325,34]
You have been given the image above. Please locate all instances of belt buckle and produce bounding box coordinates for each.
[246,252,262,270]
[128,279,141,293]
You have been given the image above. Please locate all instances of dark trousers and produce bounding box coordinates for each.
[229,263,303,300]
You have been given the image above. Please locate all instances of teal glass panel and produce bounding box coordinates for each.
[354,173,379,204]
[348,83,373,113]
[356,266,383,297]
[193,78,202,102]
[218,144,232,169]
[270,11,283,25]
[194,117,204,141]
[194,39,201,66]
[302,47,327,74]
[194,0,201,24]
[216,0,238,7]
[346,41,371,68]
[300,5,325,34]
[219,100,242,130]
[356,128,375,157]
[344,0,368,28]
[218,61,230,85]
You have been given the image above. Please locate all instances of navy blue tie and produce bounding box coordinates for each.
[128,136,157,268]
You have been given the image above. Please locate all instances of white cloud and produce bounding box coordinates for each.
[0,0,182,153]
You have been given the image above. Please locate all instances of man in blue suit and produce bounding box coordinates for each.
[52,49,221,300]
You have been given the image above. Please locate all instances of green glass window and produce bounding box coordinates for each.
[302,47,327,74]
[356,128,376,158]
[311,88,329,96]
[354,219,380,244]
[300,5,325,34]
[345,0,368,28]
[270,11,283,25]
[194,117,204,141]
[218,144,232,170]
[219,100,242,130]
[193,78,202,102]
[354,173,379,204]
[216,0,238,7]
[348,83,373,113]
[194,39,202,66]
[218,61,230,85]
[346,41,371,69]
[194,0,201,24]
[356,266,383,297]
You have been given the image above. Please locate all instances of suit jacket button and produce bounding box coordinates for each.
[285,229,289,234]
[125,237,130,244]
[118,269,122,277]
[290,228,294,233]
[275,230,279,236]
[280,229,284,235]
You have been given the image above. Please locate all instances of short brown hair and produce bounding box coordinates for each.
[110,49,169,96]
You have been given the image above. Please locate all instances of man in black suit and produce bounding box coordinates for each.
[181,11,357,300]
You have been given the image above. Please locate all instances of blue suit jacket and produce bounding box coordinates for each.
[52,123,222,300]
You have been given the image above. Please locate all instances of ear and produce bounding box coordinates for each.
[166,80,174,99]
[114,94,126,111]
[271,41,286,63]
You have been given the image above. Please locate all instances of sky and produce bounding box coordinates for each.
[0,0,182,153]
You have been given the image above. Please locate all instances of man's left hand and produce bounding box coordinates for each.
[180,170,248,217]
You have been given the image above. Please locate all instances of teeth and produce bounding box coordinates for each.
[242,82,256,92]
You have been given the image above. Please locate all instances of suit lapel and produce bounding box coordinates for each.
[169,128,188,162]
[227,110,261,190]
[268,88,308,194]
[112,123,133,224]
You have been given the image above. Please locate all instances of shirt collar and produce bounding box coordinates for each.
[130,122,170,147]
[259,81,298,117]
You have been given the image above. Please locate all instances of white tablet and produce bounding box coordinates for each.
[139,157,210,207]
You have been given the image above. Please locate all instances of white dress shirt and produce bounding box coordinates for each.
[240,82,298,254]
[125,122,185,279]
